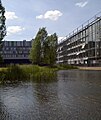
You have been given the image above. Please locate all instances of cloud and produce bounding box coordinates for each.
[5,11,18,20]
[7,26,25,35]
[75,1,88,8]
[36,10,63,21]
[36,15,43,19]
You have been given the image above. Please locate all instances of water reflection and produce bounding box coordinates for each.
[0,70,101,120]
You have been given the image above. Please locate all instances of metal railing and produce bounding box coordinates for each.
[59,11,101,44]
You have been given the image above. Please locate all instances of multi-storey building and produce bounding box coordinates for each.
[0,40,32,64]
[57,12,101,66]
[0,13,101,66]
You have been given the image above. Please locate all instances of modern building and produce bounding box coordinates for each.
[0,12,101,66]
[57,12,101,66]
[0,40,32,64]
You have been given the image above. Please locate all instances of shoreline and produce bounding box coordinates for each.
[79,67,101,71]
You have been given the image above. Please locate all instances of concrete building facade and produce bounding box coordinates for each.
[0,40,32,64]
[57,12,101,66]
[0,12,101,66]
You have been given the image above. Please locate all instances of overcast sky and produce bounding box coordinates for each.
[2,0,101,41]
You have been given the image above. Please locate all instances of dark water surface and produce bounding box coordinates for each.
[0,70,101,120]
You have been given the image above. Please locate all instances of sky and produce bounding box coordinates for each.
[2,0,101,42]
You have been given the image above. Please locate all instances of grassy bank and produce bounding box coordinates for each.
[56,64,78,70]
[0,64,78,83]
[0,65,57,83]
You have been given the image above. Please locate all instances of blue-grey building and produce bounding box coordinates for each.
[0,40,32,64]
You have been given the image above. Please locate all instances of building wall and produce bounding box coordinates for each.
[0,14,101,66]
[57,16,101,66]
[0,40,32,64]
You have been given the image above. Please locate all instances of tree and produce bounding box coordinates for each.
[29,37,41,64]
[0,0,6,62]
[43,33,58,66]
[29,27,47,65]
[50,33,58,65]
[29,27,58,66]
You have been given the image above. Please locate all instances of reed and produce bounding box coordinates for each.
[0,64,57,83]
[0,64,77,83]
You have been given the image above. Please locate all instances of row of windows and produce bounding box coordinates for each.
[3,54,28,58]
[58,49,101,62]
[2,47,31,51]
[2,51,30,54]
[3,41,32,47]
[57,18,101,64]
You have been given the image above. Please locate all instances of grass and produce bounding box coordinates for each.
[0,64,78,83]
[19,65,57,82]
[56,64,78,70]
[0,67,7,71]
[0,64,57,83]
[0,64,27,83]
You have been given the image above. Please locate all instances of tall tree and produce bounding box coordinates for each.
[29,27,47,65]
[30,27,58,66]
[50,33,58,65]
[43,33,58,66]
[0,0,6,62]
[29,37,41,64]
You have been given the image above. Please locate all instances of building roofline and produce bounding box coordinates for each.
[59,11,101,44]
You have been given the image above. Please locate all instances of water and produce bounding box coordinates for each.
[0,70,101,120]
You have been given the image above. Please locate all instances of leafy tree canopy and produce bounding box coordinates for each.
[0,0,6,63]
[29,27,58,66]
[0,1,6,42]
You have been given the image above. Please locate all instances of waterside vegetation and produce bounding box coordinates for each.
[0,64,78,83]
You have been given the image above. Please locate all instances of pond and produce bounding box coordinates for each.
[0,70,101,120]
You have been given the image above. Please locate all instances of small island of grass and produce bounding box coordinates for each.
[0,64,78,83]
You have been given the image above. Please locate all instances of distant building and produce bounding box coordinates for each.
[57,12,101,66]
[0,12,101,66]
[0,40,32,64]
